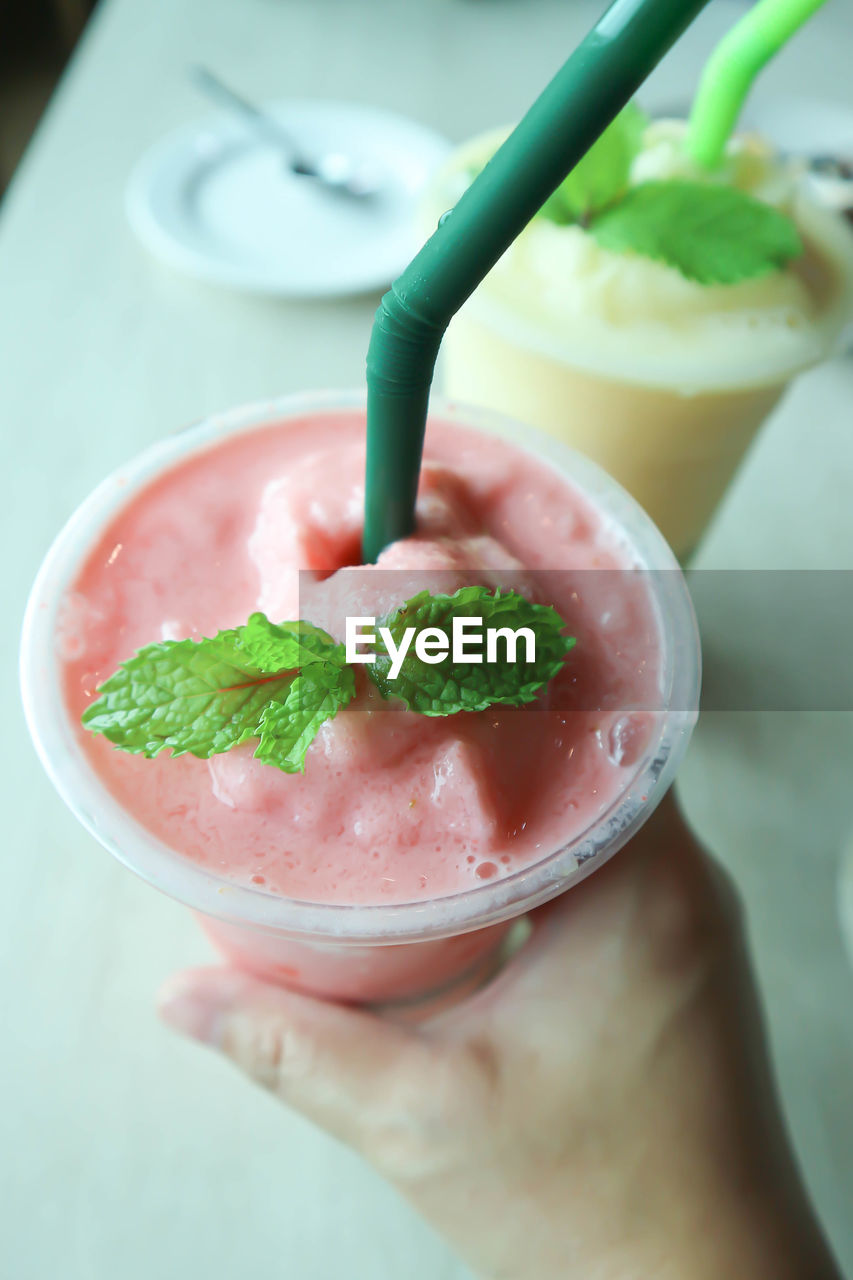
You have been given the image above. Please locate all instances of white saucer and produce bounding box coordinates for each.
[126,100,452,297]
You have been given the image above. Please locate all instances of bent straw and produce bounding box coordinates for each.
[362,0,711,563]
[686,0,829,169]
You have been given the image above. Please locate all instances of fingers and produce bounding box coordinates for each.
[475,798,685,986]
[158,967,439,1161]
[432,792,727,1038]
[523,791,720,952]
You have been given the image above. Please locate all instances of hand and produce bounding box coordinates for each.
[158,796,841,1280]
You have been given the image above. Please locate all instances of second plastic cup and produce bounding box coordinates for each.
[21,393,700,1004]
[423,124,853,560]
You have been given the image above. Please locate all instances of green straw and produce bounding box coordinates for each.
[362,0,712,563]
[686,0,829,169]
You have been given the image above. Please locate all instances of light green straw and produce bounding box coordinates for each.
[362,0,713,564]
[686,0,828,169]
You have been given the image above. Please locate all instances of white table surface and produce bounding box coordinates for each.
[3,1,853,1277]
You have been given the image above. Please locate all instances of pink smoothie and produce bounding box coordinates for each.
[60,409,663,926]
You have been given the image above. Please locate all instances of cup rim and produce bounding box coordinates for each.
[20,390,701,944]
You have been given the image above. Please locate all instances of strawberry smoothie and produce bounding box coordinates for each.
[23,396,700,1003]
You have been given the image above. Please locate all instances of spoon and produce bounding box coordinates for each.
[191,66,380,198]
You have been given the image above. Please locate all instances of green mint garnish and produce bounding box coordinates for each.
[366,586,575,716]
[254,670,356,773]
[81,589,576,773]
[464,102,803,284]
[588,179,803,284]
[81,615,351,771]
[239,612,342,671]
[540,101,647,224]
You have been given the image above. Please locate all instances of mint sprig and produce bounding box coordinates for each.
[369,587,575,715]
[465,99,803,285]
[82,589,576,773]
[239,613,344,671]
[255,670,356,773]
[540,101,646,224]
[81,615,351,771]
[589,180,803,284]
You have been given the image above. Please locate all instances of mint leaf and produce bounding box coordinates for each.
[540,101,646,224]
[255,667,356,773]
[82,591,576,773]
[240,613,344,670]
[81,617,345,761]
[589,180,803,284]
[367,586,575,716]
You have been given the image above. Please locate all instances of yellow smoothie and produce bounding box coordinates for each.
[426,121,853,557]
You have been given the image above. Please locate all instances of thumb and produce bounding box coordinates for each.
[157,967,444,1165]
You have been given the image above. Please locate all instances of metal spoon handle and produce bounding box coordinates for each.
[191,65,316,173]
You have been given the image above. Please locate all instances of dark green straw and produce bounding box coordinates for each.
[363,0,711,563]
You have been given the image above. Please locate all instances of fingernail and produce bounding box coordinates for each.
[158,974,230,1045]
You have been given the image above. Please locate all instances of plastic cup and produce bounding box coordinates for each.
[21,392,700,1005]
[422,127,853,560]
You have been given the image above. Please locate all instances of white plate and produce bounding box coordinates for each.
[126,100,452,297]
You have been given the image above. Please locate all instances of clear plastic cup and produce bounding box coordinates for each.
[422,126,853,560]
[20,392,701,1005]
